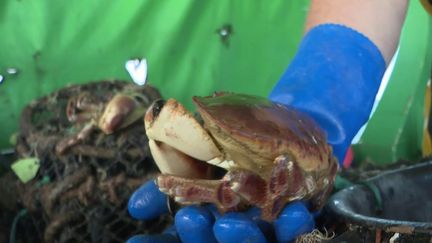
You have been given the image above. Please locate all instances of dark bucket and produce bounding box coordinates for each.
[325,161,432,241]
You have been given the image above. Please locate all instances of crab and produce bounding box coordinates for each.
[144,92,338,221]
[56,87,153,155]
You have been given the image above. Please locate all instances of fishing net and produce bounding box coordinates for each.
[13,80,170,242]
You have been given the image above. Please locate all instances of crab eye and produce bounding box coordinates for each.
[152,99,166,118]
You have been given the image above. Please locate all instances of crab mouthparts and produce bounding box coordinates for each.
[145,98,226,179]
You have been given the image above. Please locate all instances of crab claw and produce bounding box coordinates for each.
[149,140,213,178]
[145,99,223,178]
[66,92,100,123]
[99,94,147,134]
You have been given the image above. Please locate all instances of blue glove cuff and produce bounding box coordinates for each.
[269,24,386,163]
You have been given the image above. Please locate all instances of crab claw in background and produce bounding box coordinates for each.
[99,93,148,134]
[145,99,222,178]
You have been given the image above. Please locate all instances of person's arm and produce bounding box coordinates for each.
[270,1,409,163]
[306,0,408,64]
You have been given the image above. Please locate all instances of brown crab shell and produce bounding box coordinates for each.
[192,92,335,178]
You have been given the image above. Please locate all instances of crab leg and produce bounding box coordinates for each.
[225,170,268,206]
[156,167,268,213]
[66,95,96,123]
[157,174,241,211]
[261,155,310,221]
[56,122,96,155]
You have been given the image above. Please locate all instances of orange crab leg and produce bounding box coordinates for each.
[157,175,241,212]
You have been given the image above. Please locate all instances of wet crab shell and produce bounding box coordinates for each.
[145,92,338,220]
[192,92,335,176]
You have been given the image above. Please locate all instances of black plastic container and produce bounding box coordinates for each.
[326,161,432,242]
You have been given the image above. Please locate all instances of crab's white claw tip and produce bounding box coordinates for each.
[145,98,221,162]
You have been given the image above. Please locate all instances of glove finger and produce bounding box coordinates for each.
[126,234,179,243]
[128,180,169,220]
[214,212,268,243]
[163,224,178,236]
[204,204,222,220]
[175,205,218,243]
[244,207,276,242]
[274,201,315,243]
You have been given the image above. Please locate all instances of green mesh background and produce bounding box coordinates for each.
[1,0,431,164]
[0,0,309,149]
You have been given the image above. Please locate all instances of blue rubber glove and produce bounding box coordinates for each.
[128,24,387,242]
[128,181,314,243]
[127,224,179,243]
[269,24,386,163]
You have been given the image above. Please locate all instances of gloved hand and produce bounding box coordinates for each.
[127,23,386,242]
[128,180,315,243]
[269,24,386,162]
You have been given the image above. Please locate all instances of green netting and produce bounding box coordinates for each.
[1,0,431,162]
[0,0,309,149]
